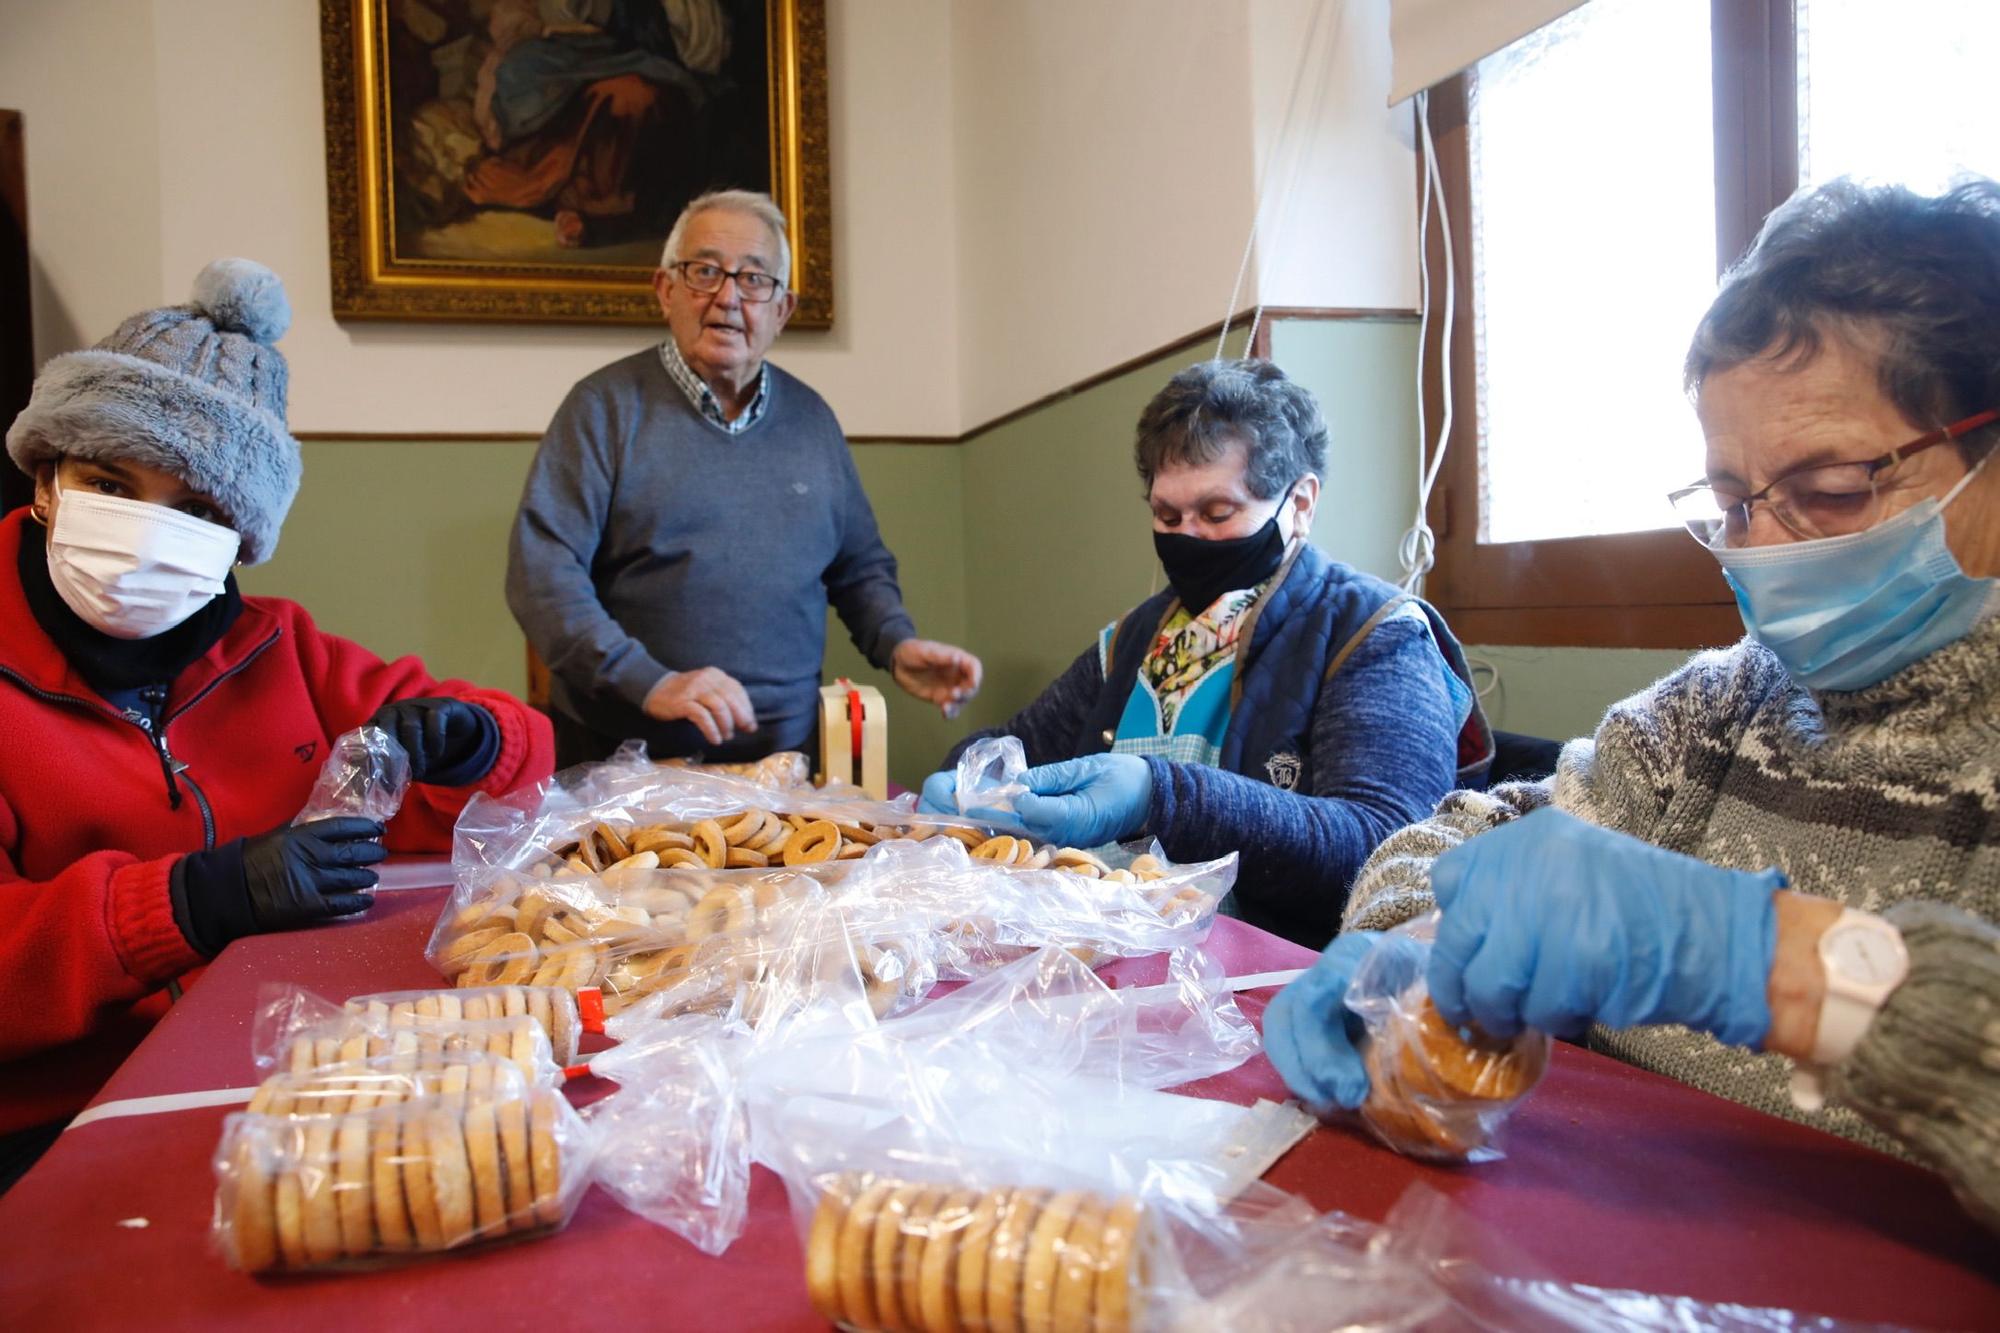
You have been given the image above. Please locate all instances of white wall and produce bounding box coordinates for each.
[949,0,1260,428]
[6,0,1417,438]
[6,1,163,363]
[1247,0,1420,311]
[6,0,963,437]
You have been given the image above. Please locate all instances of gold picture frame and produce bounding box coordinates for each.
[320,0,831,326]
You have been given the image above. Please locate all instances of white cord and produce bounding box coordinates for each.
[1216,0,1340,361]
[1399,89,1456,593]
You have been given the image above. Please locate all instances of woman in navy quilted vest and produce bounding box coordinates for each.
[919,359,1491,947]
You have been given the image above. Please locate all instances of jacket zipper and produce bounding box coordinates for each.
[0,628,278,843]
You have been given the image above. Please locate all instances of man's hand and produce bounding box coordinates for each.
[892,639,983,717]
[642,668,756,747]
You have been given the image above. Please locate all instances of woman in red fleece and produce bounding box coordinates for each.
[0,260,554,1185]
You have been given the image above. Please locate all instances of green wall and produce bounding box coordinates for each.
[238,440,540,693]
[241,438,966,786]
[240,318,1697,788]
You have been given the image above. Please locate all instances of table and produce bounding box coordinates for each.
[2,886,1995,1330]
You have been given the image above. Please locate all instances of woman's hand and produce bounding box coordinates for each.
[1011,755,1153,848]
[1426,808,1784,1047]
[1264,931,1381,1114]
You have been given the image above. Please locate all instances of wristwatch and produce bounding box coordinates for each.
[1789,908,1909,1112]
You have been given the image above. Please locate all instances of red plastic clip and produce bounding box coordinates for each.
[576,985,606,1034]
[562,1063,592,1081]
[836,675,864,763]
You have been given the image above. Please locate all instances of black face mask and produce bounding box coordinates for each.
[1152,489,1295,613]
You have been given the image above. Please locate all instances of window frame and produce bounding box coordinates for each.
[1420,0,1798,648]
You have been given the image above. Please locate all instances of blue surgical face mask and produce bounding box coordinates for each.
[1709,459,1998,691]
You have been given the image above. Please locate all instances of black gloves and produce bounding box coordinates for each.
[172,817,385,957]
[368,697,499,786]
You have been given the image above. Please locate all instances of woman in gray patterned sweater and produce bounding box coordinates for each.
[1265,177,2000,1231]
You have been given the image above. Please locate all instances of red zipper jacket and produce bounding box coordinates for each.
[0,509,554,1135]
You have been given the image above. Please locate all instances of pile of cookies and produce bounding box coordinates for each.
[433,811,1220,1022]
[1360,997,1546,1161]
[804,1174,1149,1333]
[660,750,812,787]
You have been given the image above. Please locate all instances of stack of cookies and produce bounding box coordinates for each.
[804,1173,1149,1333]
[1360,997,1545,1160]
[217,1084,577,1272]
[219,986,591,1272]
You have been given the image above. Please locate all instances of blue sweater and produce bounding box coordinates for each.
[507,349,915,760]
[947,546,1487,947]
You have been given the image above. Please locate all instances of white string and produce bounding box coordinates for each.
[1216,0,1339,361]
[1398,89,1456,592]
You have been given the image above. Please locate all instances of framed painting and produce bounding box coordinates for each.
[320,0,831,326]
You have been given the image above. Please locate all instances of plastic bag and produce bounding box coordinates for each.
[955,735,1030,818]
[244,1050,534,1117]
[661,750,812,788]
[212,1086,588,1272]
[583,937,1276,1260]
[1196,1182,1876,1332]
[582,1013,751,1256]
[343,984,588,1067]
[252,984,558,1083]
[1343,914,1550,1163]
[293,725,410,825]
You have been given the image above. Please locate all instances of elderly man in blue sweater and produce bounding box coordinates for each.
[922,360,1491,948]
[508,189,980,766]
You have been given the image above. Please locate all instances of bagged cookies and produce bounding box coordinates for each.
[801,1172,1155,1333]
[254,984,561,1084]
[213,1086,586,1272]
[1343,915,1551,1163]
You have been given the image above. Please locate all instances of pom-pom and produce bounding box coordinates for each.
[189,259,291,344]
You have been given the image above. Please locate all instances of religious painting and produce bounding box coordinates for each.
[321,0,831,325]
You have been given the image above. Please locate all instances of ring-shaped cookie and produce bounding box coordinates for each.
[783,819,841,866]
[691,819,729,869]
[462,932,538,988]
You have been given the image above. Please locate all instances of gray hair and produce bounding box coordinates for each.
[659,189,792,287]
[1134,359,1328,500]
[1686,176,2000,458]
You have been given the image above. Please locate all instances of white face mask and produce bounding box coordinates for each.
[44,490,240,640]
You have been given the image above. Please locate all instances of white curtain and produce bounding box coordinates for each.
[1388,0,1590,103]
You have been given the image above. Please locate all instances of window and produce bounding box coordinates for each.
[1422,0,1999,647]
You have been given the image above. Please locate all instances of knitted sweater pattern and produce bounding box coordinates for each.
[1345,617,2000,1167]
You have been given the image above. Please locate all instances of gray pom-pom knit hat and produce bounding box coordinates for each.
[6,258,302,564]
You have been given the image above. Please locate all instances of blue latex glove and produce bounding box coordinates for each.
[917,768,1023,829]
[1011,755,1153,848]
[1263,931,1380,1113]
[1427,808,1784,1048]
[918,769,958,816]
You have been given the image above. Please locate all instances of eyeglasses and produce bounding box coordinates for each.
[1667,407,2000,547]
[669,261,784,303]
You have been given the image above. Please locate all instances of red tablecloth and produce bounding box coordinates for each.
[2,888,1995,1330]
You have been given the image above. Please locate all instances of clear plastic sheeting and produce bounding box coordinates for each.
[1344,914,1550,1163]
[583,1014,750,1256]
[580,942,1273,1262]
[293,725,411,826]
[1197,1184,1878,1332]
